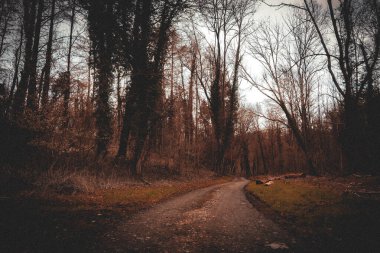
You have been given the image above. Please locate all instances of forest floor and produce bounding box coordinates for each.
[0,169,231,253]
[1,171,379,252]
[245,175,380,253]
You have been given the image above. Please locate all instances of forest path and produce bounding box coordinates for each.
[106,178,293,252]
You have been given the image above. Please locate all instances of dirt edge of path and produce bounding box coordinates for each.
[244,185,320,253]
[1,177,232,253]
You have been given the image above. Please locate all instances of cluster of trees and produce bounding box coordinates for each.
[0,0,379,176]
[248,0,380,175]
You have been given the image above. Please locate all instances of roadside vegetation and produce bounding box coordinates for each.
[1,168,231,253]
[37,172,231,210]
[246,176,380,252]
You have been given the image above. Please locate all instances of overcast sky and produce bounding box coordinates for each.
[240,0,291,106]
[240,0,333,107]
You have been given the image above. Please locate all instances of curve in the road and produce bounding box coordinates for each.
[106,178,292,253]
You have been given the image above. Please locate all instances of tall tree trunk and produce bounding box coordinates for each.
[342,96,361,173]
[279,101,317,175]
[241,140,251,177]
[118,0,152,173]
[27,0,44,111]
[41,0,56,107]
[257,130,268,175]
[64,0,76,124]
[117,0,144,159]
[116,70,122,132]
[117,0,183,175]
[87,44,93,108]
[7,24,24,115]
[13,0,37,116]
[37,66,45,104]
[87,0,114,157]
[186,45,196,145]
[276,123,284,173]
[117,89,133,158]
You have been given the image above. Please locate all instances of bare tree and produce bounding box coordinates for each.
[26,0,44,111]
[236,106,256,177]
[196,0,256,174]
[304,0,380,173]
[244,8,321,175]
[41,0,56,107]
[6,22,24,115]
[63,0,76,123]
[270,0,380,172]
[13,0,38,115]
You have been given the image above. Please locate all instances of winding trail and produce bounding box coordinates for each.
[106,178,292,252]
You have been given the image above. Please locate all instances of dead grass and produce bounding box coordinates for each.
[246,180,342,219]
[32,170,231,212]
[1,166,231,253]
[1,153,231,213]
[34,168,136,194]
[246,176,380,252]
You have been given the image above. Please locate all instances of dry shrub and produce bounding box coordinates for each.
[35,168,137,195]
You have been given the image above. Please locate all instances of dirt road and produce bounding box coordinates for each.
[106,178,292,252]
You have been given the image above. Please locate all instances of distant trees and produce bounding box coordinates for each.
[242,0,380,175]
[245,8,321,175]
[41,0,56,107]
[196,0,256,174]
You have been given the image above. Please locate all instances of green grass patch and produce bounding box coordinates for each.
[246,179,380,252]
[246,181,344,222]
